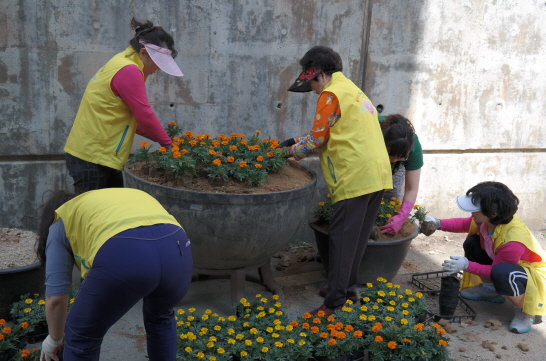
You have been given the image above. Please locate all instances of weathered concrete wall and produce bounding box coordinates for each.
[0,0,370,233]
[366,1,546,230]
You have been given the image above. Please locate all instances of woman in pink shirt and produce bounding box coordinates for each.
[428,181,546,334]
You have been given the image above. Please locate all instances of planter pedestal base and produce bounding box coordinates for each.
[194,258,283,312]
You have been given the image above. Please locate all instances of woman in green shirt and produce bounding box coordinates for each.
[378,114,424,234]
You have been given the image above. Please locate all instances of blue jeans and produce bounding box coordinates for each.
[63,224,193,361]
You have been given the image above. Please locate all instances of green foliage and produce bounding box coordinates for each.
[313,196,334,225]
[131,126,288,187]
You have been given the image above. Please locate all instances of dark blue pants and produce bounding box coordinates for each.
[63,224,193,361]
[463,235,527,296]
[65,153,124,194]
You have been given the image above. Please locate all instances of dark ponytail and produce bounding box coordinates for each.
[36,190,76,267]
[129,18,178,58]
[381,114,415,159]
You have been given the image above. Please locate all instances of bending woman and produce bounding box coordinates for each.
[378,114,423,234]
[65,18,183,194]
[428,181,546,334]
[37,188,192,360]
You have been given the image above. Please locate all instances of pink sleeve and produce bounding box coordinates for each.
[438,217,473,233]
[111,65,172,146]
[466,242,528,278]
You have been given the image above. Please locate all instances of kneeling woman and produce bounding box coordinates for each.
[37,188,193,361]
[429,182,546,334]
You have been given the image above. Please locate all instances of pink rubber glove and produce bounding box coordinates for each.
[379,200,414,234]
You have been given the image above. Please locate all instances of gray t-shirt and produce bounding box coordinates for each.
[44,219,74,297]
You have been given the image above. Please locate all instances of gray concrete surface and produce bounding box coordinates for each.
[29,229,544,361]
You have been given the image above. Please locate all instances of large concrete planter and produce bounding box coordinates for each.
[309,221,418,284]
[0,262,45,319]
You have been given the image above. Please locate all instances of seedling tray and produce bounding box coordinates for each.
[412,270,477,323]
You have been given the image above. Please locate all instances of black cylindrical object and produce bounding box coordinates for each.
[439,275,460,317]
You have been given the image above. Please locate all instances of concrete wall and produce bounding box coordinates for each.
[1,0,545,235]
[366,0,546,230]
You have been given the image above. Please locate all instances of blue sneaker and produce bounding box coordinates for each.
[460,284,505,303]
[510,307,534,333]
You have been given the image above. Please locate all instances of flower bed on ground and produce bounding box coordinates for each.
[175,278,452,361]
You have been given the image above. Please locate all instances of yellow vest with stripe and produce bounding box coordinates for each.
[319,72,392,203]
[461,216,546,315]
[54,188,181,278]
[64,46,145,170]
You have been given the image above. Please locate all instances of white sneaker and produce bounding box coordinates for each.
[460,284,505,303]
[510,307,534,334]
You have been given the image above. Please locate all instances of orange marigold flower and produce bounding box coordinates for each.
[189,140,197,146]
[213,159,221,166]
[172,145,179,152]
[320,332,329,339]
[403,338,411,343]
[374,336,383,343]
[239,161,247,168]
[170,121,177,126]
[255,130,262,134]
[439,339,448,346]
[334,322,343,330]
[310,326,319,334]
[328,339,336,346]
[212,140,220,147]
[0,334,4,340]
[414,323,424,331]
[240,140,248,146]
[222,141,229,145]
[290,321,298,327]
[255,164,262,168]
[302,313,312,319]
[173,152,182,158]
[327,324,336,331]
[227,156,235,163]
[229,145,237,151]
[256,156,263,161]
[158,147,166,153]
[2,327,12,334]
[181,149,188,155]
[0,320,5,326]
[344,325,354,332]
[140,141,149,147]
[32,348,39,352]
[200,142,206,146]
[337,331,346,339]
[209,150,216,155]
[20,322,29,329]
[313,317,322,324]
[266,152,274,158]
[353,330,363,338]
[371,322,383,332]
[388,341,397,349]
[437,328,446,335]
[262,139,269,143]
[21,349,31,357]
[301,323,310,329]
[327,315,335,322]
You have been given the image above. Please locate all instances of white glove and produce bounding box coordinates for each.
[442,256,468,274]
[425,216,441,229]
[41,335,63,361]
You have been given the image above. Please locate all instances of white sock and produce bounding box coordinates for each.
[481,283,495,290]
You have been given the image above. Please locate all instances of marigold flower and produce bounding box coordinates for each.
[353,330,363,338]
[239,161,247,168]
[2,327,12,334]
[240,140,248,146]
[255,164,262,168]
[405,289,413,295]
[256,155,263,161]
[414,323,424,331]
[274,341,283,347]
[69,298,74,303]
[415,292,423,298]
[437,328,447,335]
[371,323,382,332]
[240,351,248,357]
[209,150,216,155]
[262,139,269,143]
[158,147,166,153]
[213,159,221,166]
[196,352,204,359]
[310,326,319,334]
[327,315,335,322]
[21,349,31,357]
[189,140,197,146]
[257,337,264,343]
[184,347,192,353]
[25,299,33,304]
[217,348,225,354]
[0,334,3,340]
[266,152,274,158]
[20,322,29,329]
[388,341,397,349]
[320,332,329,339]
[403,338,411,343]
[344,325,354,332]
[439,339,448,346]
[375,336,383,342]
[261,347,268,353]
[400,318,408,325]
[140,141,149,147]
[385,316,392,321]
[0,320,5,326]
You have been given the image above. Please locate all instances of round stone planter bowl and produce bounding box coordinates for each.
[0,262,45,319]
[309,220,418,284]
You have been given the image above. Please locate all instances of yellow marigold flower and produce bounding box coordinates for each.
[210,357,216,361]
[217,348,225,354]
[318,202,325,206]
[266,327,273,333]
[240,351,248,357]
[414,204,420,209]
[177,309,184,315]
[377,290,386,297]
[25,299,33,304]
[389,291,396,296]
[386,214,392,218]
[409,297,415,302]
[209,336,217,342]
[261,347,268,353]
[206,341,214,348]
[372,305,379,310]
[38,300,46,305]
[24,308,32,313]
[390,201,395,205]
[387,283,393,288]
[360,305,368,312]
[184,347,192,353]
[274,341,283,347]
[299,332,307,337]
[402,310,409,315]
[363,297,370,302]
[401,318,408,325]
[257,337,264,343]
[376,298,383,303]
[299,340,306,346]
[389,300,396,305]
[359,315,367,321]
[385,316,392,321]
[236,334,244,340]
[366,283,373,288]
[140,141,149,147]
[415,292,423,298]
[249,327,258,334]
[196,352,204,359]
[187,316,195,321]
[202,315,209,321]
[272,294,279,300]
[369,315,376,321]
[405,289,413,295]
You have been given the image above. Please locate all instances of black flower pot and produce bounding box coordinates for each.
[438,275,460,317]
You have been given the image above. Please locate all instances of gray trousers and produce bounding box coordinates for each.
[324,190,384,308]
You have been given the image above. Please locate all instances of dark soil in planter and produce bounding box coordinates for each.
[311,220,416,242]
[127,159,312,194]
[439,275,461,317]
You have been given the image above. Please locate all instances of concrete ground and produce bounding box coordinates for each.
[27,230,546,360]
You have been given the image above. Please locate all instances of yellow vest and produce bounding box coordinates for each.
[318,72,392,203]
[461,216,546,315]
[64,46,145,170]
[54,188,181,278]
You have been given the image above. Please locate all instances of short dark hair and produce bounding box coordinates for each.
[380,114,415,159]
[299,46,343,75]
[466,182,519,225]
[129,18,178,58]
[36,190,77,267]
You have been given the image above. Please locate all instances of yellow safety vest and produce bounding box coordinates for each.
[64,46,145,170]
[319,72,392,203]
[461,216,546,315]
[54,188,181,278]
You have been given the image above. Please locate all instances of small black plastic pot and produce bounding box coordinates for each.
[439,275,461,317]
